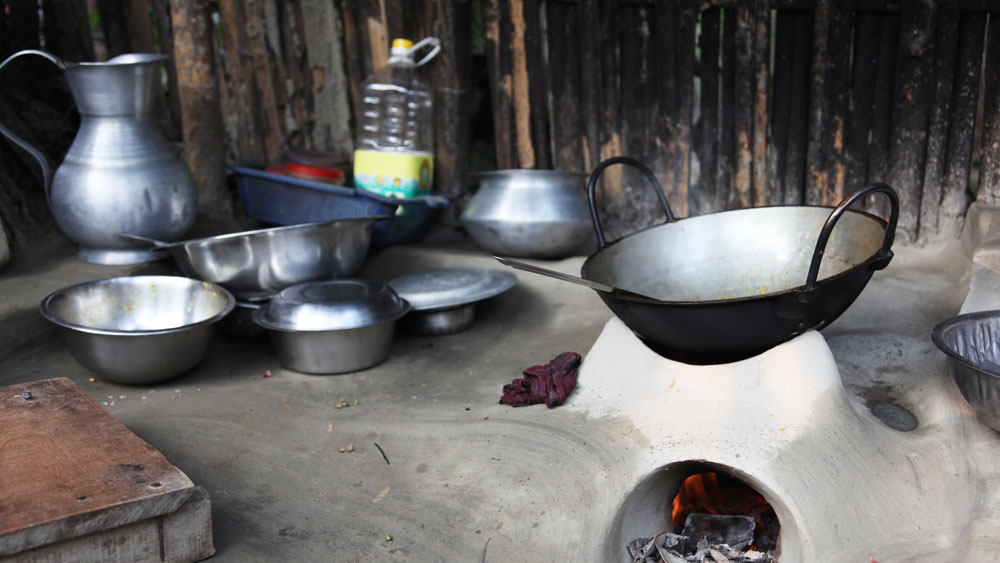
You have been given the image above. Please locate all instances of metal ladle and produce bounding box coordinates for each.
[492,256,657,301]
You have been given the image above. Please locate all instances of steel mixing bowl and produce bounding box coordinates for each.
[41,275,235,384]
[124,216,386,301]
[460,169,593,258]
[932,310,1000,432]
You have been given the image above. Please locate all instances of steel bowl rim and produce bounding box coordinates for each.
[387,267,518,311]
[931,310,1000,380]
[252,299,411,333]
[40,275,236,337]
[174,215,390,248]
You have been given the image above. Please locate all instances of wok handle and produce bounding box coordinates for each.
[804,183,899,291]
[587,156,675,248]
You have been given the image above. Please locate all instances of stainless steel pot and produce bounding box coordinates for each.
[460,169,592,258]
[255,280,410,374]
[40,275,234,384]
[0,51,198,264]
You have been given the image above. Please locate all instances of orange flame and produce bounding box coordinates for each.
[671,472,771,528]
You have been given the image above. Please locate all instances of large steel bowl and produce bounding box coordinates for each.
[41,275,235,384]
[460,169,593,258]
[126,216,385,301]
[932,311,1000,433]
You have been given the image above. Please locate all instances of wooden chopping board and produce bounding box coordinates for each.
[0,378,195,557]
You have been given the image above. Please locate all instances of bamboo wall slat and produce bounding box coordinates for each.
[864,12,899,213]
[844,12,880,196]
[732,0,755,210]
[697,8,722,212]
[750,0,770,208]
[782,11,814,205]
[979,12,1000,206]
[939,13,986,239]
[920,7,961,242]
[888,1,937,242]
[546,1,584,173]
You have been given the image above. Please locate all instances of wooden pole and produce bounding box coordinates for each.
[169,0,232,218]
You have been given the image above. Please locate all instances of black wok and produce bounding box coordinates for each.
[580,156,898,364]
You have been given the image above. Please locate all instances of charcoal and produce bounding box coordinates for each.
[681,513,755,551]
[627,532,776,563]
[656,545,689,563]
[627,537,653,559]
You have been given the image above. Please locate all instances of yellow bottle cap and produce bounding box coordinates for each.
[392,38,413,49]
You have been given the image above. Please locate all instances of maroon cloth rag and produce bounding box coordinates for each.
[499,352,581,408]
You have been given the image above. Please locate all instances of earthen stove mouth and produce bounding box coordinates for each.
[617,459,792,562]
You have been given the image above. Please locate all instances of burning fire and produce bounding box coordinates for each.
[671,472,772,529]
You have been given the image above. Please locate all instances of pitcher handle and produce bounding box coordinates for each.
[0,50,66,207]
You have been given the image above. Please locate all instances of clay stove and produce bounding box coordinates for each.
[567,205,1000,562]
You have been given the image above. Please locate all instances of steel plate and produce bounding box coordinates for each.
[387,268,517,312]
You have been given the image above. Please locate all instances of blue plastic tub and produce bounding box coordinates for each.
[229,165,449,245]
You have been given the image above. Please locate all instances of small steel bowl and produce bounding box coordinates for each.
[41,275,235,384]
[255,280,410,374]
[932,310,1000,432]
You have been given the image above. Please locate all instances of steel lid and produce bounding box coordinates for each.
[387,268,517,312]
[257,280,410,331]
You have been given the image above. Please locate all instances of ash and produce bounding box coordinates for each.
[627,532,775,563]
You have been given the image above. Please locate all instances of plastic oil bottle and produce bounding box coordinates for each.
[353,37,441,199]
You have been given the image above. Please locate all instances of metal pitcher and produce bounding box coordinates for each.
[0,50,197,264]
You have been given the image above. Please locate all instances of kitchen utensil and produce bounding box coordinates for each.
[492,256,653,300]
[40,275,234,384]
[932,310,1000,433]
[0,51,197,265]
[387,267,518,335]
[548,156,897,363]
[254,280,410,374]
[122,216,384,301]
[460,169,593,258]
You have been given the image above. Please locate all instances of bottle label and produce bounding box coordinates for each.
[353,150,433,198]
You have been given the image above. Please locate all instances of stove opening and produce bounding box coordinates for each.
[615,461,791,562]
[671,472,780,554]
